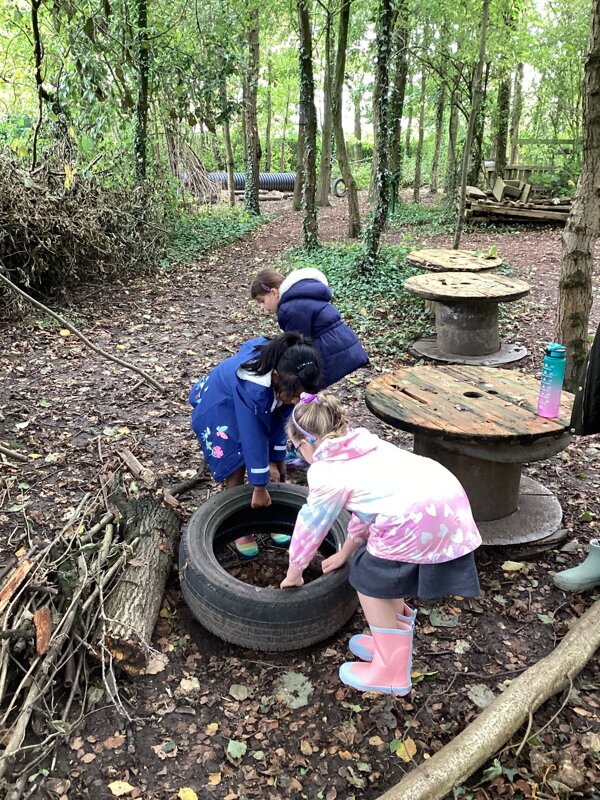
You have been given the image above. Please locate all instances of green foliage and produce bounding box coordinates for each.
[165,206,265,265]
[388,203,455,234]
[278,242,434,358]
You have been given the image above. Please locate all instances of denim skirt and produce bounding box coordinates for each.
[349,545,480,600]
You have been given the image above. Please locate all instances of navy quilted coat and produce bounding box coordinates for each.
[277,268,369,387]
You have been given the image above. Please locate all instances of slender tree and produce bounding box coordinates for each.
[509,62,524,164]
[453,0,490,249]
[429,81,445,194]
[297,0,319,247]
[317,3,334,207]
[360,0,394,269]
[556,0,600,389]
[412,35,428,204]
[244,6,261,215]
[332,0,361,237]
[220,75,236,207]
[389,8,409,206]
[265,59,273,171]
[134,0,150,181]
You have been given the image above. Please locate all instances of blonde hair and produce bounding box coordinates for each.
[286,391,349,444]
[250,267,285,298]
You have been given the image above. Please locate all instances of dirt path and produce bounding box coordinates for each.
[1,199,599,799]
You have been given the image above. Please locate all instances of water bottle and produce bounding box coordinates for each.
[537,343,567,419]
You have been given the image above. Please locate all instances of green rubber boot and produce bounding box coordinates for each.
[553,539,600,592]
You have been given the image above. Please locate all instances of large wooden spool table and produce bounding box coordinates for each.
[366,366,574,547]
[404,271,530,365]
[407,248,503,272]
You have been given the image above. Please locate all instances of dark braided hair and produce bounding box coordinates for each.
[242,332,322,396]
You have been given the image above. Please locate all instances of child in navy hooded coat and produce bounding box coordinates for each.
[251,267,369,387]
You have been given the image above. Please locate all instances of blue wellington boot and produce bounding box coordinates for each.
[553,539,600,592]
[349,604,416,662]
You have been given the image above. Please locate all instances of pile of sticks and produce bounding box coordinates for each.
[0,451,181,794]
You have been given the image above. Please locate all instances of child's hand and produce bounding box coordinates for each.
[269,461,285,483]
[251,486,272,509]
[280,566,304,589]
[322,552,348,573]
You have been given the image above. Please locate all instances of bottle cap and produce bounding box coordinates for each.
[545,343,566,358]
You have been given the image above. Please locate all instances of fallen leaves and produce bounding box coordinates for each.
[390,736,417,762]
[108,780,135,797]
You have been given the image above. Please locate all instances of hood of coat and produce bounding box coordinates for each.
[279,268,330,299]
[313,427,379,462]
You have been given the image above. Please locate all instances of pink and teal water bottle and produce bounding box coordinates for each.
[537,343,567,419]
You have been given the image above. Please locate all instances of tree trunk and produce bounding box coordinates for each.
[377,599,600,800]
[317,7,334,208]
[280,84,291,171]
[429,82,446,193]
[453,0,490,249]
[96,494,180,674]
[220,77,236,207]
[265,59,273,172]
[444,75,460,204]
[353,93,362,161]
[360,0,394,269]
[494,74,511,179]
[412,48,427,204]
[297,0,319,247]
[244,7,261,215]
[332,0,361,237]
[404,104,413,159]
[556,2,600,389]
[293,123,305,211]
[509,62,524,164]
[389,12,409,206]
[134,0,150,181]
[467,60,489,186]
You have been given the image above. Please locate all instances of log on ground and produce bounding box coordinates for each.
[376,598,600,800]
[95,494,180,674]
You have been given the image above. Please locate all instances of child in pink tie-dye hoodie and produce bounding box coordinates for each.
[281,391,481,697]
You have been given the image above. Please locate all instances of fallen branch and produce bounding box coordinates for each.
[0,444,28,462]
[376,599,600,800]
[0,271,167,395]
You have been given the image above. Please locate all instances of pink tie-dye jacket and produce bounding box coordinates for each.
[288,428,482,570]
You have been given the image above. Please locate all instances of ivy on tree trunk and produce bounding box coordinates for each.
[556,1,600,389]
[297,0,319,248]
[244,7,261,216]
[359,0,394,270]
[134,0,149,182]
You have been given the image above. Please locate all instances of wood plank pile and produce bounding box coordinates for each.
[462,178,572,224]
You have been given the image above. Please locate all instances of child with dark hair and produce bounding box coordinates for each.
[250,267,368,388]
[281,391,481,696]
[189,333,321,558]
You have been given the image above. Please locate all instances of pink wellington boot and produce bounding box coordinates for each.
[339,626,413,696]
[348,604,416,662]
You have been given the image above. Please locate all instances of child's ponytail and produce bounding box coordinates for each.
[287,391,349,443]
[242,333,322,395]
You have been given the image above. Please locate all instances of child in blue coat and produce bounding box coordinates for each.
[250,267,369,388]
[189,333,321,557]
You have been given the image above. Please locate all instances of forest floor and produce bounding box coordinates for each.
[1,191,600,800]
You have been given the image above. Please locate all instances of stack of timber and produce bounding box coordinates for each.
[463,178,572,224]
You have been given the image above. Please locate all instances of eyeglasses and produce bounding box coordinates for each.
[287,440,299,454]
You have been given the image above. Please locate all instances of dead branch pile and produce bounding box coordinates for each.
[0,453,180,791]
[164,127,220,205]
[0,156,166,312]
